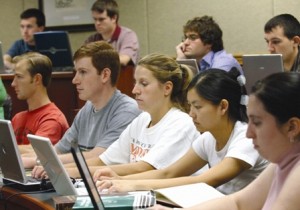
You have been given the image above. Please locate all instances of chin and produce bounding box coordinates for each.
[78,95,87,101]
[16,95,24,100]
[196,127,204,133]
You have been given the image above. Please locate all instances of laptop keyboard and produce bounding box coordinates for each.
[73,179,88,195]
[26,175,41,183]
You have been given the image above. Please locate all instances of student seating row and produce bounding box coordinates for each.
[0,65,135,125]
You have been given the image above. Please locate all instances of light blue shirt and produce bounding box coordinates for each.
[199,50,243,73]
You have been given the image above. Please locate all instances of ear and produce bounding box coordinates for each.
[33,73,43,85]
[219,99,229,115]
[292,36,300,45]
[163,81,173,97]
[38,26,45,32]
[111,15,118,23]
[286,117,300,141]
[203,43,212,52]
[101,68,111,83]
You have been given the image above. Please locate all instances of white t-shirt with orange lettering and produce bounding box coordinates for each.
[100,108,200,169]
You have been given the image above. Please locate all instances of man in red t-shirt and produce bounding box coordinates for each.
[11,52,69,146]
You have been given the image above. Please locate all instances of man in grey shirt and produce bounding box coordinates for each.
[55,41,140,164]
[24,41,140,169]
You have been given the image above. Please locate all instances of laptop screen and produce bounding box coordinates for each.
[242,54,284,93]
[71,146,156,209]
[34,31,74,69]
[0,119,27,183]
[71,146,105,210]
[27,134,77,196]
[176,59,199,76]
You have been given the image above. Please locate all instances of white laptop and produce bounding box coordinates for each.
[242,54,284,93]
[0,119,41,191]
[27,134,87,196]
[177,59,199,76]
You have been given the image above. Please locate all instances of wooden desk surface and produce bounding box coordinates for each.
[0,185,56,210]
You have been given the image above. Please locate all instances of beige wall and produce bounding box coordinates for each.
[1,0,300,58]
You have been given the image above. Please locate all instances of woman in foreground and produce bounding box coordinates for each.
[151,72,300,209]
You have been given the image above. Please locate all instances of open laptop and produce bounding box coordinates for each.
[242,54,284,93]
[177,59,199,76]
[34,31,74,71]
[71,145,156,210]
[0,119,41,191]
[27,134,87,196]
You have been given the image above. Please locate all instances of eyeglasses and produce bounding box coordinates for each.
[182,34,200,42]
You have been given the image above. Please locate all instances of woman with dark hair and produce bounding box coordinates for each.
[95,68,268,195]
[151,72,300,210]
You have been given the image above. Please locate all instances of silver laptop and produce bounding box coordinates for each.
[242,54,284,93]
[0,119,41,191]
[27,134,87,196]
[177,59,199,76]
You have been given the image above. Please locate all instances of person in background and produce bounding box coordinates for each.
[264,13,300,72]
[3,8,45,70]
[0,77,7,119]
[176,16,242,73]
[24,41,141,170]
[11,52,69,145]
[85,0,139,66]
[149,72,300,210]
[96,68,268,195]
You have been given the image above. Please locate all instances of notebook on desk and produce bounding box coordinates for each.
[0,119,41,191]
[242,54,284,93]
[27,134,87,196]
[70,145,156,210]
[34,31,74,71]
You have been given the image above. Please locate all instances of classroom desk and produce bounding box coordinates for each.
[0,183,177,209]
[0,185,56,210]
[0,65,135,125]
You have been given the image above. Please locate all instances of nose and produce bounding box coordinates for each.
[183,38,190,45]
[72,72,79,84]
[188,108,196,119]
[95,20,101,26]
[267,42,275,53]
[21,26,29,34]
[11,77,16,87]
[132,83,139,95]
[246,123,255,139]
